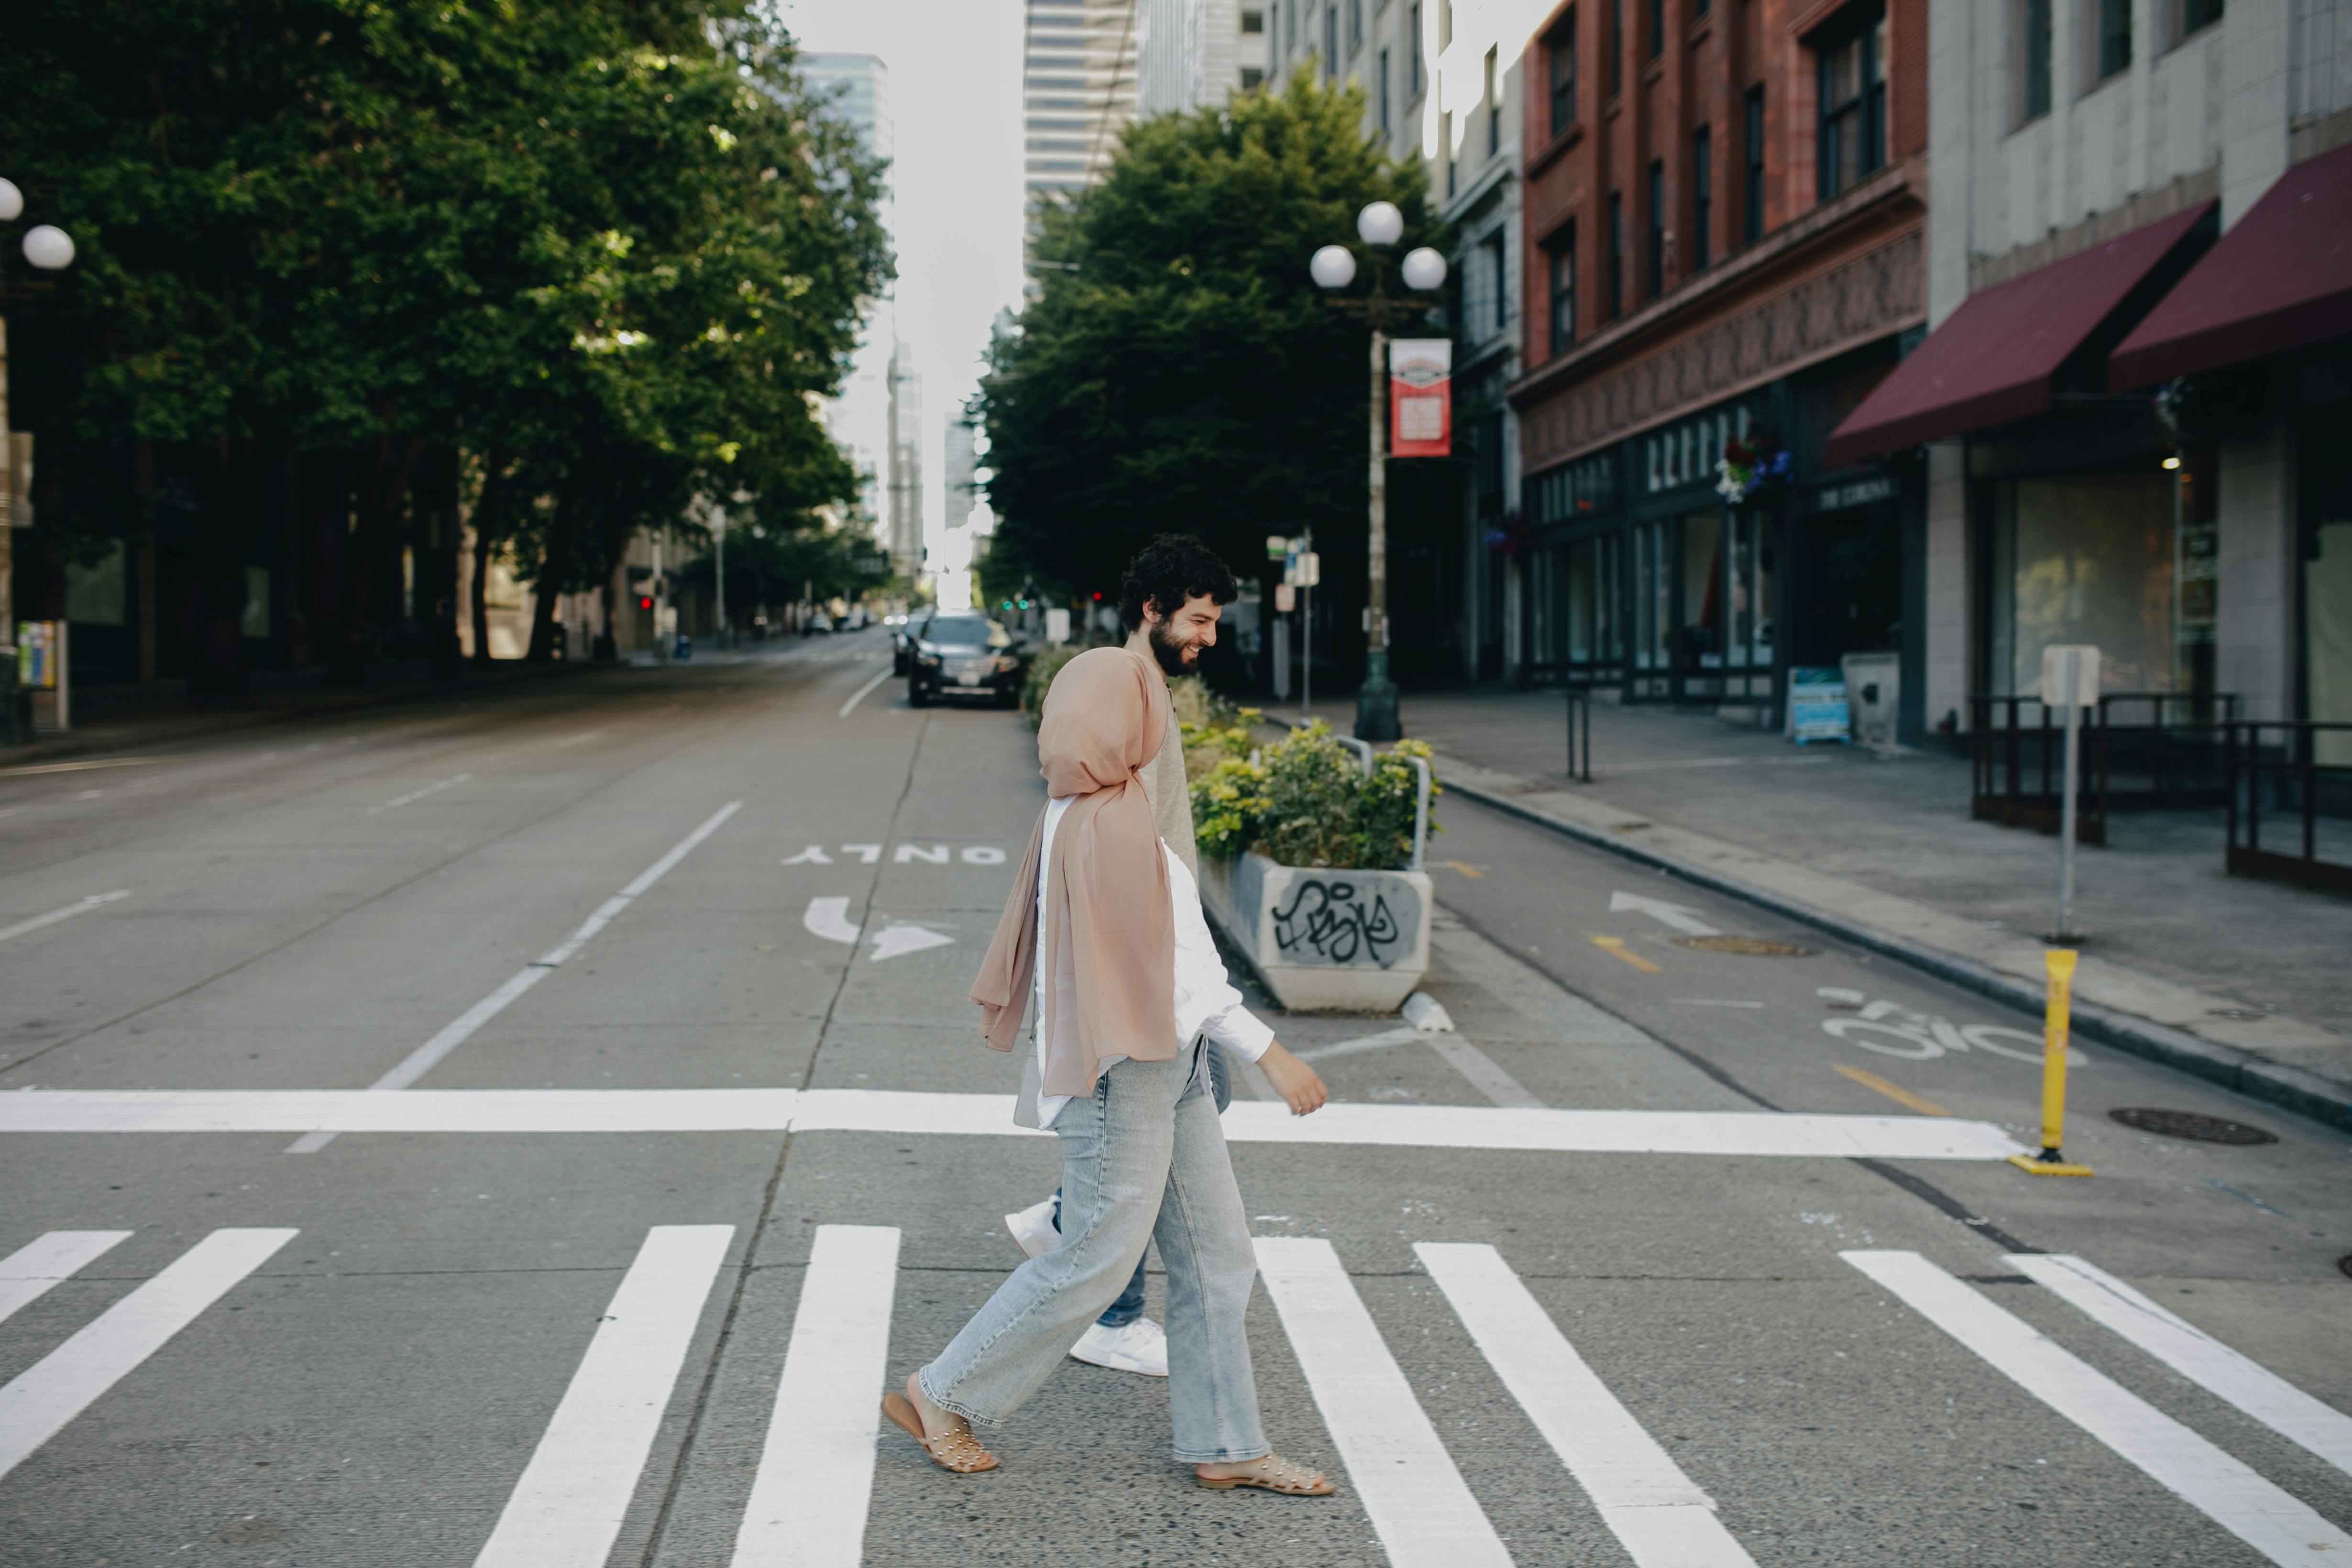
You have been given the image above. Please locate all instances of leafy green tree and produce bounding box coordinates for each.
[978,75,1446,623]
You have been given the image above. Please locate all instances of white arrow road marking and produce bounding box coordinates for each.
[0,890,131,946]
[802,897,861,944]
[1609,890,1721,936]
[870,922,954,962]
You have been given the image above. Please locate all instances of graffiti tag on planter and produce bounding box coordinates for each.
[1272,878,1404,967]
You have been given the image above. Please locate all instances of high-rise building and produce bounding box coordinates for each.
[886,340,924,579]
[1138,0,1269,114]
[802,53,897,541]
[944,407,980,532]
[1023,0,1142,283]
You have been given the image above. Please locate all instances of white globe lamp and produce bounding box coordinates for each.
[1309,244,1357,290]
[1401,246,1448,292]
[23,225,75,271]
[1356,200,1404,248]
[0,180,22,223]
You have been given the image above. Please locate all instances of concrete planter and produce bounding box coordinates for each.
[1197,851,1432,1012]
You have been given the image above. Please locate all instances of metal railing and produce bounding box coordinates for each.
[1970,691,2240,844]
[2224,722,2352,895]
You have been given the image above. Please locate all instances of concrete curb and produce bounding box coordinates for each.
[0,660,600,771]
[1438,772,2352,1135]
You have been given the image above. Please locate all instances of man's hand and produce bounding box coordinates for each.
[1256,1042,1326,1117]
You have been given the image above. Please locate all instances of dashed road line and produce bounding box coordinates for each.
[1832,1064,1951,1117]
[1591,934,1662,973]
[0,890,131,946]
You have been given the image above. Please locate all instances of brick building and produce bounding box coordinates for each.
[1505,0,1929,735]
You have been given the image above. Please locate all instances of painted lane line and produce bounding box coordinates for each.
[1254,1237,1513,1568]
[0,1232,133,1327]
[1,1090,2033,1158]
[1832,1064,1951,1117]
[1418,1242,1758,1568]
[0,1228,297,1480]
[1424,1035,1543,1108]
[367,772,473,815]
[554,730,604,748]
[1591,935,1662,973]
[1609,890,1721,937]
[1295,1027,1424,1063]
[838,668,895,718]
[803,896,861,944]
[1843,1250,2352,1567]
[286,802,744,1151]
[2008,1253,2352,1478]
[1671,999,1765,1009]
[0,757,160,778]
[0,890,131,946]
[473,1225,735,1568]
[730,1225,902,1568]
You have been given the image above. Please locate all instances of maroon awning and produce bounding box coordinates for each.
[1826,202,2214,467]
[2110,142,2352,388]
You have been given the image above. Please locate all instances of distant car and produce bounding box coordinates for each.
[809,611,833,635]
[906,613,1025,709]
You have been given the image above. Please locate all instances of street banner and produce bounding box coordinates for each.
[1388,339,1451,457]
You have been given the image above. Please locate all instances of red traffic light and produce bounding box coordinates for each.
[637,596,654,610]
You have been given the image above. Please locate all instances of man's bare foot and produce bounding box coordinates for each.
[1193,1454,1335,1494]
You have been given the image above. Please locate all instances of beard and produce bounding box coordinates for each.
[1147,617,1199,677]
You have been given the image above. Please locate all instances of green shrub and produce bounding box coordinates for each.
[1187,721,1440,871]
[1020,644,1084,727]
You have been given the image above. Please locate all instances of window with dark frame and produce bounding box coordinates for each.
[1350,0,1363,52]
[1482,232,1507,339]
[1814,9,1886,201]
[1610,0,1623,93]
[1550,9,1579,135]
[1608,191,1625,318]
[1410,4,1425,95]
[1326,3,1338,71]
[1243,66,1265,89]
[1647,159,1665,297]
[1743,85,1764,243]
[2093,0,2131,80]
[1485,47,1501,156]
[1696,0,1710,17]
[1649,0,1665,57]
[1693,125,1711,269]
[2018,0,2052,122]
[2179,0,2223,38]
[1379,47,1391,133]
[1549,223,1578,354]
[1242,9,1265,33]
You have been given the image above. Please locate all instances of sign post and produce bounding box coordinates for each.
[2042,645,2100,942]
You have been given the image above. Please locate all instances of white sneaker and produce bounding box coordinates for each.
[1004,1196,1059,1261]
[1070,1316,1169,1377]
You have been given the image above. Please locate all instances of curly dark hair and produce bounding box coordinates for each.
[1118,534,1240,632]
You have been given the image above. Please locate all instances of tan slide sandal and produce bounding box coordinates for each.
[882,1390,1000,1474]
[1195,1454,1335,1495]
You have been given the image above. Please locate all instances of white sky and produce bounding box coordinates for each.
[777,0,1027,561]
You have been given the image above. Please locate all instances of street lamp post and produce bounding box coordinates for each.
[1311,201,1446,742]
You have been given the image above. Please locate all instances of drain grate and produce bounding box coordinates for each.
[1673,936,1814,956]
[2108,1107,2279,1145]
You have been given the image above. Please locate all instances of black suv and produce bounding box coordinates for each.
[906,613,1025,708]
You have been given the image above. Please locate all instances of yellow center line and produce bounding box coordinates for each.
[1590,934,1663,973]
[1441,859,1484,878]
[1833,1064,1951,1117]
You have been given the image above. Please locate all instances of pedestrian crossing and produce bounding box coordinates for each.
[1,1224,2346,1566]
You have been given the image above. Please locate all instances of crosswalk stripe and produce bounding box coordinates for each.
[730,1225,902,1567]
[473,1225,736,1568]
[0,1228,297,1480]
[1844,1250,2352,1568]
[1253,1237,1513,1568]
[2008,1253,2352,1479]
[1417,1242,1759,1567]
[0,1232,133,1327]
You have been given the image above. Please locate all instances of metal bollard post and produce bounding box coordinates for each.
[2007,948,2093,1177]
[1566,686,1592,783]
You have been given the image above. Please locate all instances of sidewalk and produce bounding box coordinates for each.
[1276,687,2352,1130]
[0,658,596,772]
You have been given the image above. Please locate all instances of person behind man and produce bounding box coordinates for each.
[882,616,1333,1494]
[1003,536,1251,1377]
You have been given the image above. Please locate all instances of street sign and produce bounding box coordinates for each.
[1275,583,1296,613]
[1265,534,1289,560]
[1290,551,1320,588]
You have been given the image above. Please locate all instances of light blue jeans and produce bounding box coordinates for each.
[920,1037,1268,1463]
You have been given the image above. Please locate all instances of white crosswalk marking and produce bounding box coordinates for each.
[730,1225,903,1567]
[2008,1253,2352,1479]
[1417,1242,1759,1567]
[1844,1250,2352,1567]
[0,1228,297,1480]
[0,1232,132,1327]
[1253,1237,1514,1568]
[473,1225,736,1568]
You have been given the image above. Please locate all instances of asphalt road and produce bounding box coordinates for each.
[1,628,2346,1568]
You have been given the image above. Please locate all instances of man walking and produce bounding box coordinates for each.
[1002,536,1297,1378]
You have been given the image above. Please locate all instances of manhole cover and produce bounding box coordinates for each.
[2108,1107,2279,1145]
[1673,936,1814,956]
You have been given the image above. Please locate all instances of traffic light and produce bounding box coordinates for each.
[637,596,654,611]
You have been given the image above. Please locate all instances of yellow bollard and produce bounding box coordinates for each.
[2008,948,2093,1176]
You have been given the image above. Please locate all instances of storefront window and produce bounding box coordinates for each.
[1682,509,1724,667]
[1634,517,1670,670]
[1989,475,2177,696]
[1724,510,1775,668]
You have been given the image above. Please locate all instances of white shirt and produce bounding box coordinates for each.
[1031,793,1275,1129]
